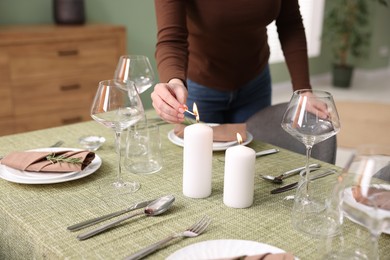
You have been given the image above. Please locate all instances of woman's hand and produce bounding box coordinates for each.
[151,78,188,124]
[303,92,330,119]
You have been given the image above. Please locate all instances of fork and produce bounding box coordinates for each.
[0,141,64,160]
[124,215,211,260]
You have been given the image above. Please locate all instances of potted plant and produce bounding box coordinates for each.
[322,0,388,88]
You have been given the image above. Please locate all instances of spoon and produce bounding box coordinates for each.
[260,163,320,184]
[77,195,175,240]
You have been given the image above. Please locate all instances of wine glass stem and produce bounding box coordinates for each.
[370,233,379,260]
[115,131,123,184]
[304,145,313,191]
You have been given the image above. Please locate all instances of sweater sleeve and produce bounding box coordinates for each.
[154,0,189,84]
[276,0,311,90]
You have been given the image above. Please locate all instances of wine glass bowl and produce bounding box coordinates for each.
[281,90,340,149]
[281,89,341,237]
[114,55,155,94]
[90,79,144,192]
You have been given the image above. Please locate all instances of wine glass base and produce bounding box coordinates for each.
[98,178,141,201]
[112,180,140,192]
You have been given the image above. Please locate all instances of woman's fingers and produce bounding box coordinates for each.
[151,82,188,123]
[302,92,330,119]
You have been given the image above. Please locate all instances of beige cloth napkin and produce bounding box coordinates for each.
[213,252,295,260]
[352,186,390,210]
[174,123,247,142]
[1,150,95,173]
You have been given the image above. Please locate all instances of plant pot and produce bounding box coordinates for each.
[332,64,354,88]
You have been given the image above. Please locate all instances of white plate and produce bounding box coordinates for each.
[166,239,287,260]
[5,166,79,180]
[343,184,390,234]
[167,130,253,151]
[0,147,102,184]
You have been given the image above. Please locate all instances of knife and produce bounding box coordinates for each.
[255,148,279,157]
[67,199,156,231]
[270,169,337,194]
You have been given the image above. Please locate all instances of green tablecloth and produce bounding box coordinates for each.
[0,118,389,259]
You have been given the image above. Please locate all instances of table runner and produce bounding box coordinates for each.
[0,117,389,259]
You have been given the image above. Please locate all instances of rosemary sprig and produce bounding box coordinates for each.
[46,153,83,165]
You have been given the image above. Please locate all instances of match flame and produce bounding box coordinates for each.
[193,103,200,123]
[236,133,243,144]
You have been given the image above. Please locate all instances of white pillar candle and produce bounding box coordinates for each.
[183,123,213,198]
[223,144,256,208]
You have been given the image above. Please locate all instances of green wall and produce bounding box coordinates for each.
[1,0,389,108]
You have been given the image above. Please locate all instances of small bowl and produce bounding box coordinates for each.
[78,136,106,151]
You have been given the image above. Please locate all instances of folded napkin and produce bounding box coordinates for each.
[352,186,390,210]
[1,150,95,173]
[212,252,295,260]
[174,123,247,142]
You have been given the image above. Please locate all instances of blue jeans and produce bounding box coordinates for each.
[186,65,272,123]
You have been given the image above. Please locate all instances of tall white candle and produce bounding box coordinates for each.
[223,143,256,208]
[183,123,213,198]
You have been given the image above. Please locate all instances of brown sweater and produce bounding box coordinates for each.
[154,0,311,91]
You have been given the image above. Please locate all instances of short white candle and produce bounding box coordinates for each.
[223,144,256,208]
[183,123,213,198]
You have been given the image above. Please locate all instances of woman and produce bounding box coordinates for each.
[151,0,312,124]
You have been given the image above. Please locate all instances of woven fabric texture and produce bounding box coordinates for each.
[0,116,389,259]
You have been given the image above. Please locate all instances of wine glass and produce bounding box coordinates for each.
[114,55,155,94]
[91,79,144,193]
[322,145,390,259]
[281,89,341,237]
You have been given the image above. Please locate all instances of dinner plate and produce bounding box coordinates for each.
[167,130,253,151]
[5,166,79,180]
[166,239,287,260]
[343,184,390,234]
[0,147,102,184]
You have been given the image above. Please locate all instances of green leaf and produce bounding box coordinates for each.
[46,153,83,165]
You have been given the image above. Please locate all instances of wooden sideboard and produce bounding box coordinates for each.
[0,24,126,136]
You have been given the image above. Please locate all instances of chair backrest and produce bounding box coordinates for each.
[246,102,337,164]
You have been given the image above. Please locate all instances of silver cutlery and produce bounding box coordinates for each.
[77,195,175,241]
[67,199,156,231]
[124,215,211,260]
[0,141,64,160]
[0,141,63,160]
[270,169,337,194]
[218,148,279,162]
[260,163,320,184]
[255,148,279,157]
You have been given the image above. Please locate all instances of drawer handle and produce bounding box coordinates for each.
[58,50,79,56]
[60,84,81,91]
[62,116,83,125]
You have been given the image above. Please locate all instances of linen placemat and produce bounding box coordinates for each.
[0,117,389,259]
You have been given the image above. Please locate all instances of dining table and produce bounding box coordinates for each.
[0,112,389,260]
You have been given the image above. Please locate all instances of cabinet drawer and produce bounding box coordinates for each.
[13,108,91,133]
[0,51,13,117]
[12,76,107,116]
[8,38,120,80]
[0,117,15,136]
[0,88,13,118]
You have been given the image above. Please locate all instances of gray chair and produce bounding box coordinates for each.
[246,102,337,164]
